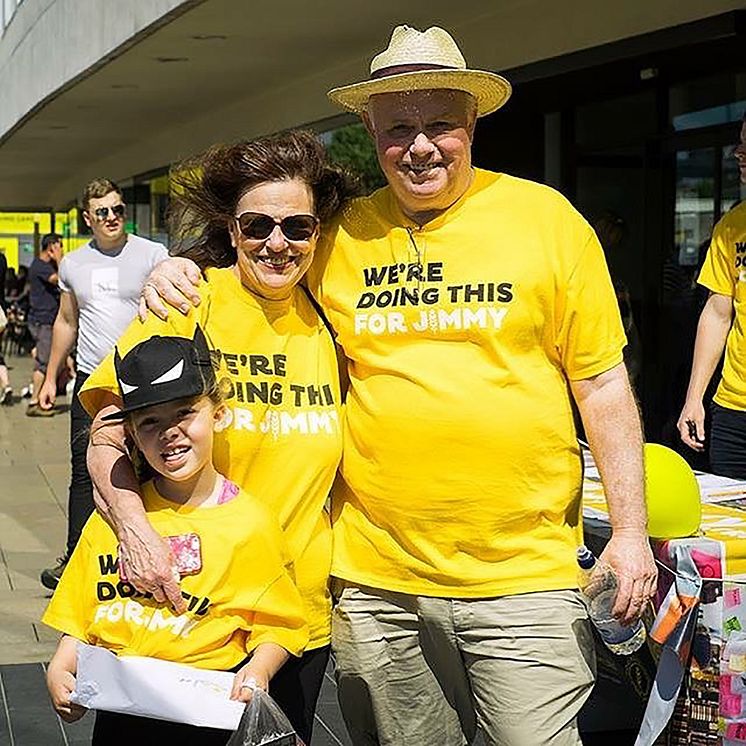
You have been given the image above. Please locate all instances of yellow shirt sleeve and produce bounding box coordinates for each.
[247,574,309,658]
[698,217,735,298]
[240,502,309,657]
[556,231,627,381]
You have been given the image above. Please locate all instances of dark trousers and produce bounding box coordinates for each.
[271,645,330,744]
[66,371,94,557]
[710,402,746,480]
[93,711,231,745]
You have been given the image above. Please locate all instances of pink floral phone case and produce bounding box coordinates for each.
[118,533,202,581]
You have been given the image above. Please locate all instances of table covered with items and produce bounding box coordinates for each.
[582,447,746,746]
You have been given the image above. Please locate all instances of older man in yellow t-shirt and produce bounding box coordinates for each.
[140,25,657,746]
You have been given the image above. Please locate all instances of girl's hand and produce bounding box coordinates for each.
[46,667,87,723]
[231,663,270,703]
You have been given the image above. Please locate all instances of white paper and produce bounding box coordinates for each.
[695,472,746,504]
[70,643,244,730]
[581,447,601,481]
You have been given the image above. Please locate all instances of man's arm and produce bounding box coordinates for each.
[677,292,733,451]
[42,258,60,287]
[570,361,657,625]
[87,397,185,612]
[38,291,78,410]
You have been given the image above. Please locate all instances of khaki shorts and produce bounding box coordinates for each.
[332,583,596,746]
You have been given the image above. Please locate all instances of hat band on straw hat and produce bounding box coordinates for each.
[371,63,455,79]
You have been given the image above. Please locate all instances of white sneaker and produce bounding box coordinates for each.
[21,384,33,399]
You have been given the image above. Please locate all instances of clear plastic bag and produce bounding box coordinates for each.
[227,688,303,746]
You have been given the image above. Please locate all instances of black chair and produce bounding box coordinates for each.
[4,304,33,357]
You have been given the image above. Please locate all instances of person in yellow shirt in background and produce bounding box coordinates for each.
[80,131,355,744]
[44,327,307,745]
[139,26,657,746]
[678,112,746,479]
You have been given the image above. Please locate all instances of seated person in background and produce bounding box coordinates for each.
[0,358,11,405]
[43,327,308,745]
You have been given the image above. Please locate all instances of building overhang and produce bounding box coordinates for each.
[0,0,744,208]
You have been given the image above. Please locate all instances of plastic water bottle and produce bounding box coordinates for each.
[577,546,647,655]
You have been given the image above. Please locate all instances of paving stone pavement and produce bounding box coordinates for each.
[0,352,351,745]
[0,352,69,667]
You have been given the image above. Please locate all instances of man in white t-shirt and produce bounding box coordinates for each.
[38,178,168,589]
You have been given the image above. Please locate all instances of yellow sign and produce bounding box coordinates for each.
[0,212,52,235]
[0,237,20,270]
[150,175,170,195]
[63,238,89,255]
[56,208,78,236]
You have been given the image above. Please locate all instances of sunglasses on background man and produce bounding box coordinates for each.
[91,204,126,221]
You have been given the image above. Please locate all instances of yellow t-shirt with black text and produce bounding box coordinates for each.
[80,268,343,648]
[698,201,746,411]
[43,482,308,669]
[308,169,626,598]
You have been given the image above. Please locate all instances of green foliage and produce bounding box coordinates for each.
[326,123,386,195]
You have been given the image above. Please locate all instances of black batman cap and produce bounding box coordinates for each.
[103,325,215,421]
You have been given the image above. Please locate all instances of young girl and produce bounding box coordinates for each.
[43,326,308,745]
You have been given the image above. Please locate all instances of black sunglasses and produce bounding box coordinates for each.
[235,212,319,242]
[92,204,126,220]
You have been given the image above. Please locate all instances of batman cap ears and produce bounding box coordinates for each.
[102,325,216,422]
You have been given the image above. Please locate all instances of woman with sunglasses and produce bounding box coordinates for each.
[78,131,356,742]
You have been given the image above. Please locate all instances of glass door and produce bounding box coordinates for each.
[722,140,746,213]
[657,148,716,452]
[673,147,715,272]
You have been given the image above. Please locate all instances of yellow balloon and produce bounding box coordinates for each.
[644,443,701,539]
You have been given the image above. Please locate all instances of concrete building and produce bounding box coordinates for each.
[1,0,745,440]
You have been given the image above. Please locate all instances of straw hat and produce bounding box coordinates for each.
[328,25,511,117]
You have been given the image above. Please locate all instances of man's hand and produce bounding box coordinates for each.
[598,529,657,626]
[677,399,706,452]
[118,522,186,614]
[38,377,57,410]
[138,257,202,321]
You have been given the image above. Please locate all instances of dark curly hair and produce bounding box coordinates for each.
[168,130,358,269]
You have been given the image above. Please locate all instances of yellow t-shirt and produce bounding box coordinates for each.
[308,169,626,598]
[697,201,746,411]
[80,268,343,648]
[43,482,308,669]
